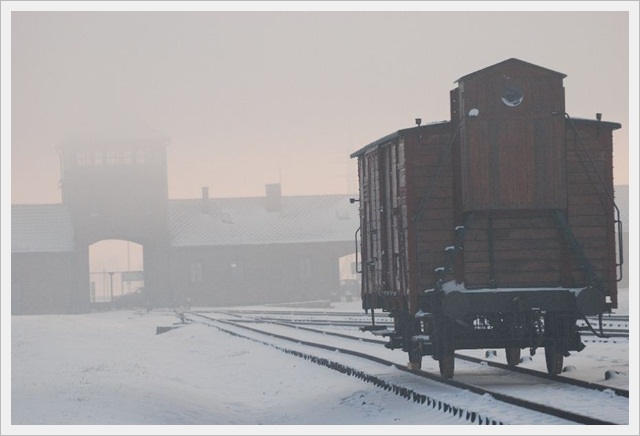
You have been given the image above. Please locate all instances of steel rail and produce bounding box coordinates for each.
[188,312,620,425]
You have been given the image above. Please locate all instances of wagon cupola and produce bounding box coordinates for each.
[452,58,568,211]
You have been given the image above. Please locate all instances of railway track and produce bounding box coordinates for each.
[186,310,628,425]
[578,316,630,338]
[217,309,630,339]
[221,309,629,397]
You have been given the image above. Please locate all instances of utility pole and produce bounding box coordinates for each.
[127,242,131,293]
[108,272,115,307]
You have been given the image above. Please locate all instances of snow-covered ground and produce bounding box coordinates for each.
[3,288,636,435]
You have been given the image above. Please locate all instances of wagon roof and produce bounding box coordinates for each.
[569,116,622,130]
[350,121,450,158]
[455,58,567,83]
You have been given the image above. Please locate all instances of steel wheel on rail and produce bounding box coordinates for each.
[404,312,423,370]
[543,312,565,375]
[505,347,521,366]
[407,348,423,370]
[544,343,564,375]
[439,351,455,379]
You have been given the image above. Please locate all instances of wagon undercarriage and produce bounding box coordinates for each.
[380,287,597,378]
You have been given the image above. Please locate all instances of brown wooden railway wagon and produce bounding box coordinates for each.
[350,58,623,378]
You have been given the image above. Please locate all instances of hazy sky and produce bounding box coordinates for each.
[5,3,637,205]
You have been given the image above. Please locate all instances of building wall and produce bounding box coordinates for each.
[14,129,357,314]
[12,252,77,314]
[59,139,171,307]
[169,241,354,307]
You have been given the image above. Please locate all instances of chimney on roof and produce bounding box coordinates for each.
[265,183,282,212]
[201,186,210,213]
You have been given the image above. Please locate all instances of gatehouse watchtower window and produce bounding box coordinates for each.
[73,150,146,166]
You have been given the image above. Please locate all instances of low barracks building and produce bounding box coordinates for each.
[11,119,358,315]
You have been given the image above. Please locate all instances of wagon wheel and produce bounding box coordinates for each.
[544,343,563,375]
[505,347,521,367]
[543,313,565,375]
[439,351,455,379]
[407,347,422,370]
[406,318,423,370]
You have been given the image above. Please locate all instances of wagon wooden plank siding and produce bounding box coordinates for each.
[406,123,456,312]
[353,123,455,313]
[456,60,567,211]
[565,119,620,306]
[350,58,623,378]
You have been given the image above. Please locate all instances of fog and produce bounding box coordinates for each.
[4,4,638,433]
[5,3,637,311]
[7,5,634,207]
